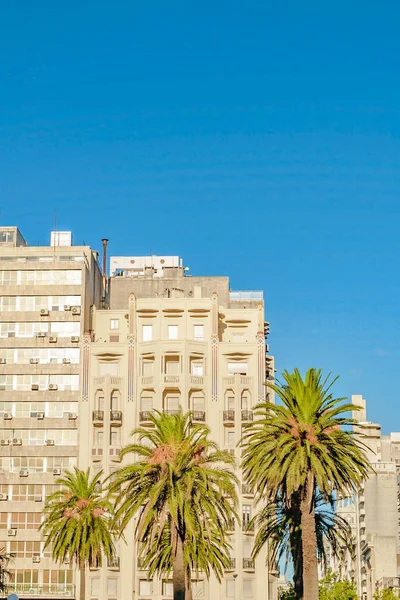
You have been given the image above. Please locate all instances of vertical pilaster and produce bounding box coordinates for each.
[211,293,218,402]
[257,303,265,403]
[128,293,136,402]
[82,334,90,402]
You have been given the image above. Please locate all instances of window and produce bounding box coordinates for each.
[165,395,180,413]
[165,356,180,375]
[226,579,235,598]
[142,325,153,342]
[168,325,178,340]
[243,505,252,526]
[110,428,121,446]
[162,581,173,596]
[224,430,235,448]
[91,578,100,596]
[99,363,118,376]
[140,395,153,412]
[243,580,253,598]
[94,430,104,446]
[192,581,204,597]
[191,392,205,412]
[107,578,117,597]
[191,361,204,376]
[139,580,152,596]
[110,319,119,330]
[225,391,235,410]
[228,362,248,375]
[193,325,204,341]
[241,390,250,410]
[142,359,154,376]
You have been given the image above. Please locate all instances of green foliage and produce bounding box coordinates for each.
[278,584,296,600]
[318,570,358,600]
[374,589,400,600]
[40,467,116,568]
[0,546,14,594]
[109,410,238,583]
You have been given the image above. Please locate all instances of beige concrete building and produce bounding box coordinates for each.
[0,232,276,600]
[332,395,400,599]
[0,226,102,599]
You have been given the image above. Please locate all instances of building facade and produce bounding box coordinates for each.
[0,231,276,600]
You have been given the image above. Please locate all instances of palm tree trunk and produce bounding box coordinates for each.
[79,565,86,600]
[300,472,318,600]
[185,564,192,600]
[172,525,185,600]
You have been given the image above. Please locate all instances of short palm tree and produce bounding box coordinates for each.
[40,467,116,600]
[108,410,238,600]
[241,368,370,600]
[252,491,355,599]
[0,546,14,595]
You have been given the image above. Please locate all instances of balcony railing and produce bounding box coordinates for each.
[109,447,121,462]
[190,375,204,386]
[110,410,122,425]
[191,411,206,423]
[9,584,75,597]
[223,410,235,425]
[139,411,154,423]
[163,375,180,384]
[92,410,104,425]
[108,557,120,570]
[141,376,154,386]
[163,409,180,416]
[241,410,253,422]
[242,484,254,497]
[224,558,236,571]
[243,558,255,570]
[243,521,255,534]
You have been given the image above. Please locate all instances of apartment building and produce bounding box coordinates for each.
[0,227,102,599]
[80,255,277,600]
[332,395,400,600]
[0,234,276,600]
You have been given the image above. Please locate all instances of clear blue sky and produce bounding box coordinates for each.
[1,1,400,432]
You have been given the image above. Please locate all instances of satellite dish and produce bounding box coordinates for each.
[8,594,19,600]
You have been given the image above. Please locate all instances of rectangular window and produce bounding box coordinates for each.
[165,395,180,413]
[107,578,117,596]
[191,361,204,376]
[162,581,173,596]
[224,430,235,447]
[193,325,204,341]
[165,357,180,375]
[226,579,235,598]
[139,580,152,596]
[91,578,100,596]
[243,505,252,526]
[168,325,178,340]
[142,325,153,342]
[142,359,154,376]
[228,362,248,375]
[110,319,119,330]
[243,580,253,598]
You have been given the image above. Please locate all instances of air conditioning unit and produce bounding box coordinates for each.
[13,438,22,446]
[19,469,29,477]
[53,468,61,475]
[71,307,81,315]
[0,440,9,446]
[0,358,6,364]
[34,496,42,502]
[37,412,45,420]
[31,384,39,391]
[40,309,49,316]
[63,358,71,364]
[37,331,46,338]
[68,413,77,420]
[46,439,55,446]
[48,384,58,391]
[64,305,71,311]
[32,555,41,563]
[4,413,13,420]
[0,493,8,501]
[49,336,57,343]
[8,529,17,537]
[30,358,39,364]
[71,336,79,343]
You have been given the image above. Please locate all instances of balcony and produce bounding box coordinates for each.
[92,411,104,426]
[241,410,253,423]
[240,376,253,386]
[163,375,180,385]
[224,558,236,571]
[139,411,154,425]
[223,376,235,386]
[91,447,103,462]
[223,410,235,426]
[110,410,122,426]
[191,411,206,423]
[242,484,255,498]
[163,409,180,416]
[190,375,204,387]
[243,521,255,535]
[108,557,120,570]
[243,558,255,571]
[8,584,75,598]
[109,447,122,462]
[141,376,154,386]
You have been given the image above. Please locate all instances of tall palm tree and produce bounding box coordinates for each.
[241,368,370,600]
[40,467,115,600]
[252,491,355,599]
[108,410,238,600]
[0,546,14,595]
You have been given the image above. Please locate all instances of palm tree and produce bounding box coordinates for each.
[251,491,355,599]
[108,410,238,600]
[241,368,370,600]
[40,467,115,600]
[0,546,14,595]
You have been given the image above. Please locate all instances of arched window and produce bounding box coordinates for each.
[225,390,235,411]
[241,390,251,411]
[110,390,120,411]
